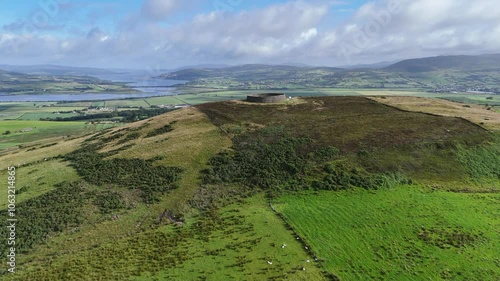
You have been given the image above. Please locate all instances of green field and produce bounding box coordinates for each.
[0,102,86,120]
[0,160,80,208]
[10,193,326,281]
[275,188,500,280]
[0,72,137,95]
[0,120,117,149]
[16,112,81,120]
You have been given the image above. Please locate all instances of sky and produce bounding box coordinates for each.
[0,0,499,69]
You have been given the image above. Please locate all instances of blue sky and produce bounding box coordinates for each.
[0,0,499,68]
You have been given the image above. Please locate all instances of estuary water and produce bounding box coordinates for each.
[0,73,186,102]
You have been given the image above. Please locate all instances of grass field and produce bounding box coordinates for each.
[135,194,327,281]
[16,112,81,120]
[275,187,500,280]
[0,102,86,120]
[11,194,326,281]
[0,120,117,149]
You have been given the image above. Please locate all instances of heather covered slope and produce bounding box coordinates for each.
[197,96,494,187]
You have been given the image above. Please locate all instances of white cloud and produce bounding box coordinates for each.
[0,0,499,67]
[164,1,328,60]
[317,0,500,64]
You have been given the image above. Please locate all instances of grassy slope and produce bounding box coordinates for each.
[0,107,325,280]
[195,96,499,280]
[98,107,233,213]
[134,194,326,281]
[0,120,113,149]
[14,194,326,281]
[0,102,86,120]
[0,160,80,209]
[275,188,500,281]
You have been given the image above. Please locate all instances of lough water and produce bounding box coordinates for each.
[0,73,186,102]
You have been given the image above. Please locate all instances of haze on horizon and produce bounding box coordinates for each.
[0,0,499,69]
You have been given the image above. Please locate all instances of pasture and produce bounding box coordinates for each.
[0,120,116,149]
[275,187,500,280]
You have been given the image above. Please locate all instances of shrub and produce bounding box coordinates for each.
[94,191,126,214]
[145,124,174,138]
[65,143,183,203]
[203,127,410,193]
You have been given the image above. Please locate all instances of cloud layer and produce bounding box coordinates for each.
[1,0,499,68]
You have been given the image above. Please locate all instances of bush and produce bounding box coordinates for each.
[145,124,174,138]
[203,127,409,193]
[0,182,88,254]
[65,143,183,203]
[94,191,126,214]
[203,137,311,190]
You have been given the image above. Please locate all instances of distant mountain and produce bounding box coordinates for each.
[384,54,500,72]
[340,61,396,69]
[160,64,344,81]
[0,64,118,76]
[277,62,312,67]
[0,69,27,78]
[172,64,231,71]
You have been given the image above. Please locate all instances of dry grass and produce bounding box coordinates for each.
[12,107,233,275]
[370,96,500,131]
[0,136,85,168]
[98,107,232,213]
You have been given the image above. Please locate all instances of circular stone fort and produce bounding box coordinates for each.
[246,93,286,103]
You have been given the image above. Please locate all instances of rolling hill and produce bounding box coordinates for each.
[160,64,344,81]
[384,54,500,72]
[160,54,500,92]
[0,65,118,76]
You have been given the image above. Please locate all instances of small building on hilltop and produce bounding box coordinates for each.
[247,93,286,103]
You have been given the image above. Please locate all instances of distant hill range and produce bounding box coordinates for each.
[2,54,500,92]
[160,64,344,81]
[0,64,118,76]
[156,54,500,92]
[384,54,500,72]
